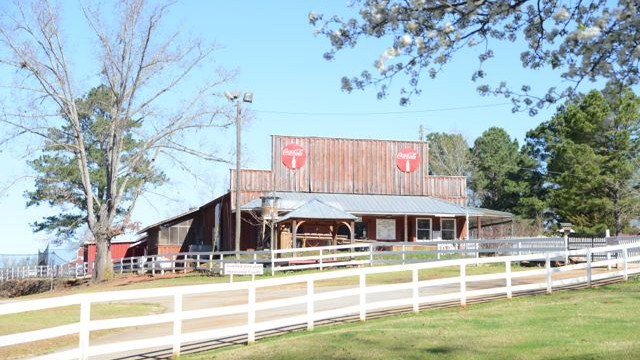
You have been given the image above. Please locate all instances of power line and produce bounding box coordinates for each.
[254,102,511,117]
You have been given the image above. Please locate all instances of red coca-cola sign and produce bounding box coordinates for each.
[396,147,420,173]
[281,144,306,170]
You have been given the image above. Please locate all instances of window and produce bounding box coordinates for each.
[441,219,456,240]
[355,221,368,239]
[159,219,193,245]
[416,218,432,241]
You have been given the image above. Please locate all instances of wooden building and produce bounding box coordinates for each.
[138,135,511,253]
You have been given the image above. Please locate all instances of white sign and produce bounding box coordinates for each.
[376,218,396,240]
[224,263,264,276]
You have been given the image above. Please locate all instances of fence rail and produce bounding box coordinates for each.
[1,242,639,360]
[3,237,639,283]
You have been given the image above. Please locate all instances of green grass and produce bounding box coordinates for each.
[181,278,640,360]
[0,302,164,359]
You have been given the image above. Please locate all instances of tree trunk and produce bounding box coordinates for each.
[93,232,113,282]
[613,193,623,237]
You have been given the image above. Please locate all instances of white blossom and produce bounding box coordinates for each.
[399,35,412,47]
[577,26,601,41]
[443,22,454,34]
[552,7,570,22]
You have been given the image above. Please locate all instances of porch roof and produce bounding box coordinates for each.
[276,198,357,223]
[241,191,512,218]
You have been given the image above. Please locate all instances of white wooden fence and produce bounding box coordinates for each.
[1,242,639,360]
[3,237,639,283]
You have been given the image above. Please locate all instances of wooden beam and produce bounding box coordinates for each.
[404,215,408,242]
[292,220,297,249]
[350,221,355,244]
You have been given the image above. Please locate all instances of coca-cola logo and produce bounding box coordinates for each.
[281,144,306,170]
[396,147,420,173]
[282,148,305,157]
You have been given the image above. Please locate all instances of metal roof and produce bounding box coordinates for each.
[137,208,199,234]
[241,192,511,218]
[276,198,357,223]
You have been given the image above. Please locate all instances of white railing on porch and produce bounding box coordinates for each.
[0,243,639,360]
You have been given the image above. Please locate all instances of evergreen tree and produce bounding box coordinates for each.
[470,127,542,217]
[525,89,640,235]
[27,86,166,239]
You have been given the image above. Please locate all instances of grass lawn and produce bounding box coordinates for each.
[0,302,164,359]
[181,278,640,360]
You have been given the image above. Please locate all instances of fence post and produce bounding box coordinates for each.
[359,273,366,321]
[475,242,480,266]
[248,282,256,343]
[460,263,466,307]
[623,245,628,281]
[172,255,176,274]
[172,293,183,357]
[436,243,441,261]
[506,260,512,299]
[402,245,406,265]
[319,249,324,271]
[307,279,314,330]
[412,268,419,313]
[252,253,258,281]
[219,254,224,276]
[271,250,275,276]
[586,248,592,287]
[369,244,374,266]
[564,234,569,264]
[546,253,552,294]
[606,252,612,272]
[518,241,522,256]
[79,297,90,360]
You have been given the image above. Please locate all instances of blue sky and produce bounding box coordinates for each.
[0,1,601,256]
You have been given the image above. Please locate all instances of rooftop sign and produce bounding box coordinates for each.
[396,147,420,173]
[281,144,306,170]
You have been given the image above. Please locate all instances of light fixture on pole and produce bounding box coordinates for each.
[225,90,253,258]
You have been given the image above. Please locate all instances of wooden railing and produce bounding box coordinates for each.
[1,243,638,359]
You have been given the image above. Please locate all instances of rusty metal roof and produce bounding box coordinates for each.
[276,198,357,223]
[241,191,510,217]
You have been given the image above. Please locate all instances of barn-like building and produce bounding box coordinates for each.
[137,135,512,255]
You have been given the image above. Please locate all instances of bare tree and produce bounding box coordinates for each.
[426,132,471,177]
[0,0,234,281]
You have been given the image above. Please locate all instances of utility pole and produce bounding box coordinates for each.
[235,100,242,259]
[224,91,253,259]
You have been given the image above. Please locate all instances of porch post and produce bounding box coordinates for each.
[292,220,298,249]
[404,214,408,242]
[350,220,355,244]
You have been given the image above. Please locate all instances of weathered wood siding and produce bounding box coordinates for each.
[230,169,272,210]
[424,176,467,205]
[230,136,467,208]
[272,135,430,195]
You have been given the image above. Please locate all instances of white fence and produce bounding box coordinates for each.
[3,237,639,283]
[1,243,639,360]
[0,263,91,282]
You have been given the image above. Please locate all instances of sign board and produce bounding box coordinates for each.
[281,144,306,170]
[396,147,420,173]
[224,263,264,276]
[376,218,396,240]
